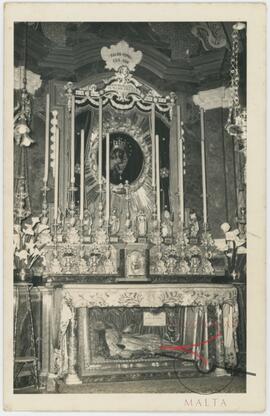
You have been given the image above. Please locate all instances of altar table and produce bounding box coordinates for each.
[40,283,239,386]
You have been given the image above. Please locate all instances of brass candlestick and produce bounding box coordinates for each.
[79,219,88,274]
[41,180,50,225]
[50,219,62,274]
[68,182,77,226]
[15,179,29,222]
[98,199,104,229]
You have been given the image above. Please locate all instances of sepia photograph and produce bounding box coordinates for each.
[4,2,266,412]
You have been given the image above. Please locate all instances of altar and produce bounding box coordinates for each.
[13,26,247,393]
[38,282,238,387]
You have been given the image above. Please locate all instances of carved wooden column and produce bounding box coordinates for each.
[39,286,54,387]
[65,307,82,385]
[202,306,209,371]
[213,304,229,376]
[77,307,91,376]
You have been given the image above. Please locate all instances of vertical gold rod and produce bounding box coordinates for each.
[177,104,184,224]
[156,134,160,224]
[98,96,103,193]
[105,132,110,224]
[43,94,50,184]
[151,103,156,188]
[79,130,85,221]
[200,107,208,228]
[192,308,198,358]
[203,306,209,371]
[70,95,75,184]
[182,307,187,345]
[53,128,59,221]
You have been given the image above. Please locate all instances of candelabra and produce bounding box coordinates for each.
[225,23,246,138]
[225,22,247,249]
[98,197,104,229]
[41,181,50,225]
[65,182,80,245]
[13,24,33,149]
[15,180,29,223]
[79,219,88,273]
[123,181,136,243]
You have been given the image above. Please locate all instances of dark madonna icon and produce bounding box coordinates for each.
[102,132,144,185]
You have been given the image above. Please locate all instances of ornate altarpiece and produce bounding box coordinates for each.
[14,41,242,390]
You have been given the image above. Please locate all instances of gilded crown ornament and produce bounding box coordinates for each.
[112,137,126,151]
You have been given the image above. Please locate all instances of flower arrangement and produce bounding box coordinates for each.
[13,216,51,278]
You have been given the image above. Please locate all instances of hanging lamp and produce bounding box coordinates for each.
[225,22,246,141]
[14,23,34,147]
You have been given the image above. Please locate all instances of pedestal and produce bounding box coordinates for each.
[39,287,54,385]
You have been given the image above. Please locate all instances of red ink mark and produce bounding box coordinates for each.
[160,332,222,366]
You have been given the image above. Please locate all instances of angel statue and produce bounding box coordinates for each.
[110,208,120,236]
[83,209,93,236]
[161,207,173,238]
[189,210,199,239]
[137,210,147,237]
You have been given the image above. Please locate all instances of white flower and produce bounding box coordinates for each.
[22,223,34,235]
[13,234,20,251]
[31,247,41,257]
[41,255,47,266]
[31,217,40,228]
[15,250,28,261]
[220,222,230,234]
[36,223,49,234]
[20,134,35,147]
[14,225,21,234]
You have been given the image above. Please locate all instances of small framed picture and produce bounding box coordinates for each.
[125,244,149,280]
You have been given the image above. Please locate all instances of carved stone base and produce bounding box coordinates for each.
[46,373,58,392]
[65,373,82,385]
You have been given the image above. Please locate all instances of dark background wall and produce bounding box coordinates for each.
[14,21,245,235]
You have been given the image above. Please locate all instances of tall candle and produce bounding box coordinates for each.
[177,105,184,223]
[70,95,75,184]
[151,103,156,188]
[98,96,103,188]
[54,127,59,220]
[156,134,161,223]
[80,129,85,221]
[43,93,50,183]
[200,107,208,225]
[105,133,110,222]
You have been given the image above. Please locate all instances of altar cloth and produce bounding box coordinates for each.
[61,283,238,308]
